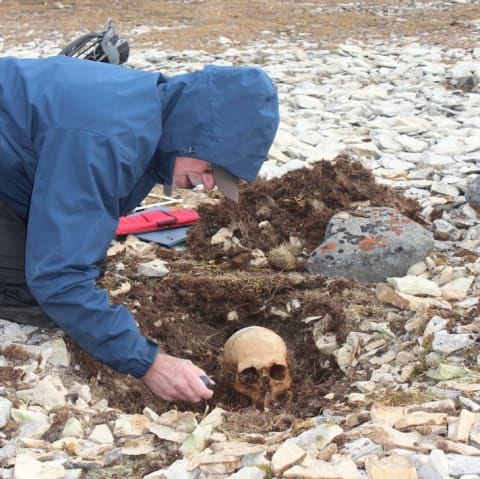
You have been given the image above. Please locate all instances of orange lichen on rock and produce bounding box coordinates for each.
[320,242,337,254]
[387,226,403,235]
[358,237,388,252]
[387,216,412,224]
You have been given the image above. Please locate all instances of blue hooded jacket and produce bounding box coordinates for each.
[0,56,279,377]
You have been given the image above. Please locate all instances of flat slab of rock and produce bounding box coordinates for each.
[307,207,434,282]
[271,443,306,476]
[283,456,362,479]
[365,455,418,479]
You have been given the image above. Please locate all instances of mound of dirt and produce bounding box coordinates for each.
[188,156,420,268]
[68,157,421,431]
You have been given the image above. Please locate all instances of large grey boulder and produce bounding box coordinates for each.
[306,207,434,283]
[465,175,480,211]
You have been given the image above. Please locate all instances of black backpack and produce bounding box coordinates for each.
[58,18,129,65]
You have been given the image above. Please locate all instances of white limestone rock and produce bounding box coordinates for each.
[284,423,343,450]
[137,259,169,278]
[14,454,65,479]
[89,424,114,444]
[271,443,306,476]
[432,331,475,354]
[440,277,475,301]
[387,276,442,297]
[62,417,83,438]
[143,459,199,479]
[10,409,50,439]
[283,455,362,479]
[417,449,450,479]
[46,338,71,368]
[365,454,418,479]
[114,414,151,436]
[447,454,480,476]
[227,467,266,479]
[0,397,12,429]
[16,375,68,409]
[448,410,477,442]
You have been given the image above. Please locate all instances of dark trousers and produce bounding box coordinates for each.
[0,200,54,327]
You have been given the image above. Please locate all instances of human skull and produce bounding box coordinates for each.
[223,326,292,407]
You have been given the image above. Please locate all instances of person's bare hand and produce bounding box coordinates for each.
[142,352,215,403]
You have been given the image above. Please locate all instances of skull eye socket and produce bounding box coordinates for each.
[238,367,260,385]
[269,364,287,380]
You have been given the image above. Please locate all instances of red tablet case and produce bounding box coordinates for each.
[115,209,200,235]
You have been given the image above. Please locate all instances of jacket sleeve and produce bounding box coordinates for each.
[25,128,159,378]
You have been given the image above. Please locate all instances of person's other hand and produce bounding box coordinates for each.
[142,352,215,403]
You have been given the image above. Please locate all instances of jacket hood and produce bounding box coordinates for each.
[157,65,280,183]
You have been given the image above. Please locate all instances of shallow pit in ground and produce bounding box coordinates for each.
[67,156,422,432]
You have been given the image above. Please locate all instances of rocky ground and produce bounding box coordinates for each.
[1,0,480,51]
[1,1,480,478]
